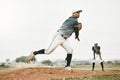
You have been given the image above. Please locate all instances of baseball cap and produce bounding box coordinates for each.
[73,10,82,13]
[94,43,98,45]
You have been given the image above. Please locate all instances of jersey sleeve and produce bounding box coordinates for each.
[73,20,79,38]
[73,20,78,27]
[74,27,79,38]
[98,46,100,50]
[92,46,95,52]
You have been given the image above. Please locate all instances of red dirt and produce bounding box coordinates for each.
[0,67,120,80]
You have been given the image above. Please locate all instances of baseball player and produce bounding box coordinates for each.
[92,43,104,71]
[28,10,82,70]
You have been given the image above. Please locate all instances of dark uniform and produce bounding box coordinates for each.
[92,43,104,71]
[92,45,101,54]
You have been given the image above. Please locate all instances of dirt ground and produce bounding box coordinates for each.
[0,67,120,80]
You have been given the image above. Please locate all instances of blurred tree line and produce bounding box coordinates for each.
[0,56,120,67]
[41,60,53,66]
[15,56,36,63]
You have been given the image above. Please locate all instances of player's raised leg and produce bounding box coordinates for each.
[28,49,45,62]
[28,33,64,62]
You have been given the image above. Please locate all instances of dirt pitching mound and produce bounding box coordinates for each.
[0,67,120,80]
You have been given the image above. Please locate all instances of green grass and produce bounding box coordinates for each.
[0,66,10,72]
[0,67,5,70]
[72,64,120,71]
[0,66,8,70]
[104,64,120,70]
[51,74,120,80]
[51,64,120,80]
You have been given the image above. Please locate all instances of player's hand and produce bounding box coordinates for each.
[75,37,80,41]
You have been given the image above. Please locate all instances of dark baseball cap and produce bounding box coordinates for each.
[73,10,82,13]
[94,43,98,45]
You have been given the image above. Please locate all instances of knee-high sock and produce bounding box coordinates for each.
[65,54,72,67]
[100,62,104,71]
[33,49,45,55]
[92,62,95,71]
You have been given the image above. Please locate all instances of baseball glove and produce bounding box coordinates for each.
[78,22,82,31]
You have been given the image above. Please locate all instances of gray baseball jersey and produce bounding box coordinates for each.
[58,16,79,38]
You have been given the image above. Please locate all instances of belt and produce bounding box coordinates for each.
[61,34,67,39]
[57,31,67,39]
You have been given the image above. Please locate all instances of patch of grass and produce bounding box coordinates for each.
[0,66,10,71]
[51,74,120,80]
[72,64,120,71]
[0,66,9,69]
[0,67,5,70]
[104,64,120,70]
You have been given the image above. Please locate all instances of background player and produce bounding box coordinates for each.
[92,43,104,71]
[28,10,82,70]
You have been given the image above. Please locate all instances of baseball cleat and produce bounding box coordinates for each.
[102,68,104,71]
[27,52,35,62]
[65,66,71,70]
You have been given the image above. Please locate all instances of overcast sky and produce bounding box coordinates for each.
[0,0,120,62]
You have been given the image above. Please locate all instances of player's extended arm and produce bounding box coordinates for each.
[74,23,82,41]
[74,27,79,38]
[74,27,80,41]
[93,52,95,60]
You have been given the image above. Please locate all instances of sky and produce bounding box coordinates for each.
[0,0,120,62]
